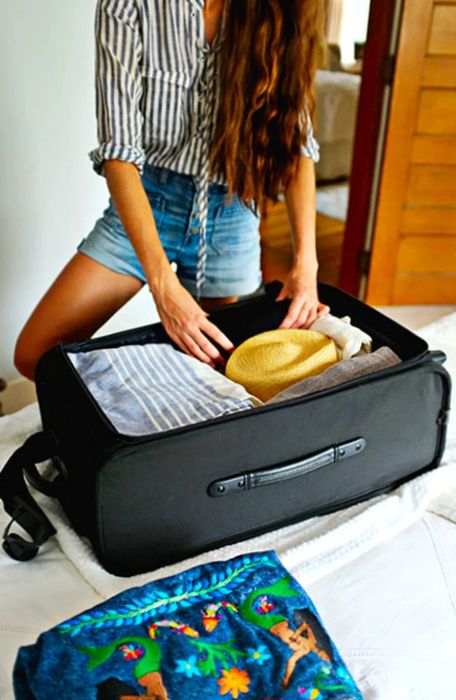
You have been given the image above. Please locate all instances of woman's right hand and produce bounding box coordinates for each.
[152,272,234,367]
[102,163,233,365]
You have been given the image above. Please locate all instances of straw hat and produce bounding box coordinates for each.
[225,329,338,402]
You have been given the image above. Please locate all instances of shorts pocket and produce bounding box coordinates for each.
[103,195,167,235]
[148,193,167,231]
[210,204,260,256]
[102,201,126,235]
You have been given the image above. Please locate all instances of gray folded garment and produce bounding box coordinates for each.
[267,346,402,404]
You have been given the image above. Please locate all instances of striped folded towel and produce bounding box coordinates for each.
[69,343,262,436]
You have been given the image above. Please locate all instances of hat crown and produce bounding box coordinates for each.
[226,329,339,402]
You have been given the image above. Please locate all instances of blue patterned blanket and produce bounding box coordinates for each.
[14,551,363,699]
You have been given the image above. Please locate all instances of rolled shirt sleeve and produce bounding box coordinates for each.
[89,0,146,177]
[301,116,320,162]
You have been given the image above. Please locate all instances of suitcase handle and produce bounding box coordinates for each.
[208,438,366,497]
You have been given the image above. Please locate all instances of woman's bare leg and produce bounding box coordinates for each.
[14,252,144,380]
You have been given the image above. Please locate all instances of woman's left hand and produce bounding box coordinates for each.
[276,262,330,329]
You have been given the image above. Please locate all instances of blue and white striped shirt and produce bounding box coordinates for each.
[89,0,320,294]
[89,0,320,177]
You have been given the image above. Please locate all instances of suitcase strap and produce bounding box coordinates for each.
[0,431,59,562]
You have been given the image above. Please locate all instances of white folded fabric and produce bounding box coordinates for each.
[310,313,373,360]
[1,404,455,603]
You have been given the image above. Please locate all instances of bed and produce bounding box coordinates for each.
[1,313,455,700]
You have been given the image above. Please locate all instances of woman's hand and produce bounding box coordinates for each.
[153,272,234,367]
[276,261,330,329]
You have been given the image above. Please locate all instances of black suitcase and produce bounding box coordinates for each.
[0,282,451,576]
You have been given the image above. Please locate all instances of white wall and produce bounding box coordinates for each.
[0,1,154,382]
[339,0,371,65]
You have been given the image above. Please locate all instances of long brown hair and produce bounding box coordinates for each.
[210,0,322,208]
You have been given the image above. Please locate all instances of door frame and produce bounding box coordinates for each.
[338,0,402,297]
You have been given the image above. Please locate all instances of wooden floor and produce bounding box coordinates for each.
[260,200,345,286]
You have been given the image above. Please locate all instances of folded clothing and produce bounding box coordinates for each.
[267,346,401,404]
[309,314,372,360]
[14,551,363,700]
[69,344,262,437]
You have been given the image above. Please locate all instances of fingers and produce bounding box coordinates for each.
[280,299,330,330]
[295,302,331,328]
[155,280,235,366]
[192,329,227,364]
[160,277,330,366]
[200,318,235,353]
[296,304,318,329]
[181,319,234,367]
[316,303,330,318]
[279,295,302,329]
[179,333,217,367]
[275,286,288,302]
[167,320,232,367]
[159,317,216,366]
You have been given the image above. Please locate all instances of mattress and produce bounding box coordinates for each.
[0,313,455,700]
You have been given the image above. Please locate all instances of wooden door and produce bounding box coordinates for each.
[366,0,456,304]
[339,0,399,296]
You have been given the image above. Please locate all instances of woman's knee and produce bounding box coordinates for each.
[14,329,41,381]
[13,323,55,381]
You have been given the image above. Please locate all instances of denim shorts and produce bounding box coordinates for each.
[77,164,262,298]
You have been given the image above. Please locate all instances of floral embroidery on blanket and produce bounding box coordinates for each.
[14,552,363,700]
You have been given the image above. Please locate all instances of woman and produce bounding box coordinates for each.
[15,0,329,380]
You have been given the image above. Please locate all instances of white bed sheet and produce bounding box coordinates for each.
[1,314,456,700]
